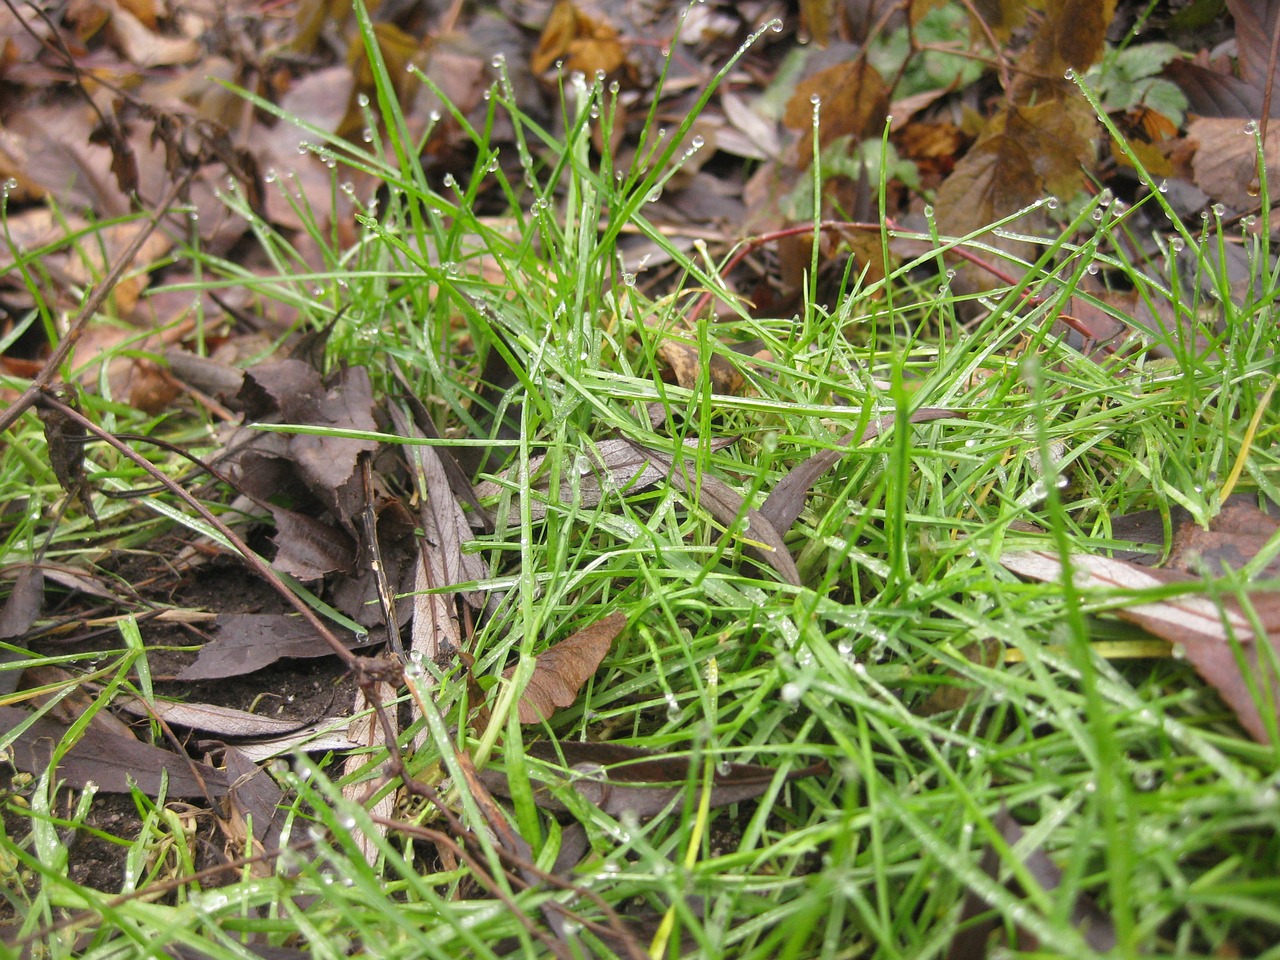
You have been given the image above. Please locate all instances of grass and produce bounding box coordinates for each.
[4,6,1280,958]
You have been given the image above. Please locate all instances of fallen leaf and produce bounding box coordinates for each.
[221,745,287,859]
[177,613,366,681]
[947,807,1116,959]
[784,55,889,166]
[505,611,627,723]
[655,334,744,395]
[481,740,827,817]
[1188,117,1280,210]
[0,565,43,694]
[1000,548,1280,743]
[0,706,229,798]
[474,436,736,521]
[530,0,627,78]
[760,408,958,534]
[632,441,801,586]
[269,507,357,581]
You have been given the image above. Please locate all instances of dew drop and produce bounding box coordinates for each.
[780,682,803,704]
[1046,196,1059,209]
[491,53,506,69]
[1211,202,1225,217]
[1063,68,1075,80]
[1244,120,1259,135]
[809,93,821,106]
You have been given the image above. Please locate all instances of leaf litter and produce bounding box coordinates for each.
[1,0,1279,951]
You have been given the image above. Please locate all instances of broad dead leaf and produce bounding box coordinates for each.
[784,56,889,166]
[1188,117,1280,210]
[761,408,958,534]
[655,333,745,394]
[947,807,1116,959]
[269,507,357,581]
[530,0,626,78]
[1001,523,1280,744]
[0,706,229,798]
[177,613,366,681]
[481,740,826,817]
[505,611,626,723]
[632,441,801,586]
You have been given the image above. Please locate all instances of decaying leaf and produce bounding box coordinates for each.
[269,507,357,581]
[177,613,366,681]
[947,807,1116,959]
[655,334,745,395]
[474,437,735,521]
[481,740,827,817]
[220,746,287,868]
[505,611,627,723]
[761,407,958,534]
[633,441,801,586]
[36,389,96,521]
[1001,507,1280,744]
[0,565,44,695]
[784,56,889,165]
[0,706,229,798]
[530,0,627,78]
[1188,117,1280,210]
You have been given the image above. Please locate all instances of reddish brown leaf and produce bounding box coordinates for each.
[269,507,357,581]
[505,611,627,724]
[530,0,626,77]
[633,442,801,586]
[0,565,45,695]
[784,56,889,165]
[948,807,1116,958]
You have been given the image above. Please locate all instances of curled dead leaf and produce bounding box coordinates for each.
[505,611,626,723]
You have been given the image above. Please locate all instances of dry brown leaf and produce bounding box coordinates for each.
[655,335,744,395]
[1001,545,1280,744]
[1189,117,1280,210]
[0,705,229,798]
[784,58,889,166]
[106,4,199,67]
[176,613,364,681]
[505,611,626,724]
[761,408,958,534]
[530,0,626,77]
